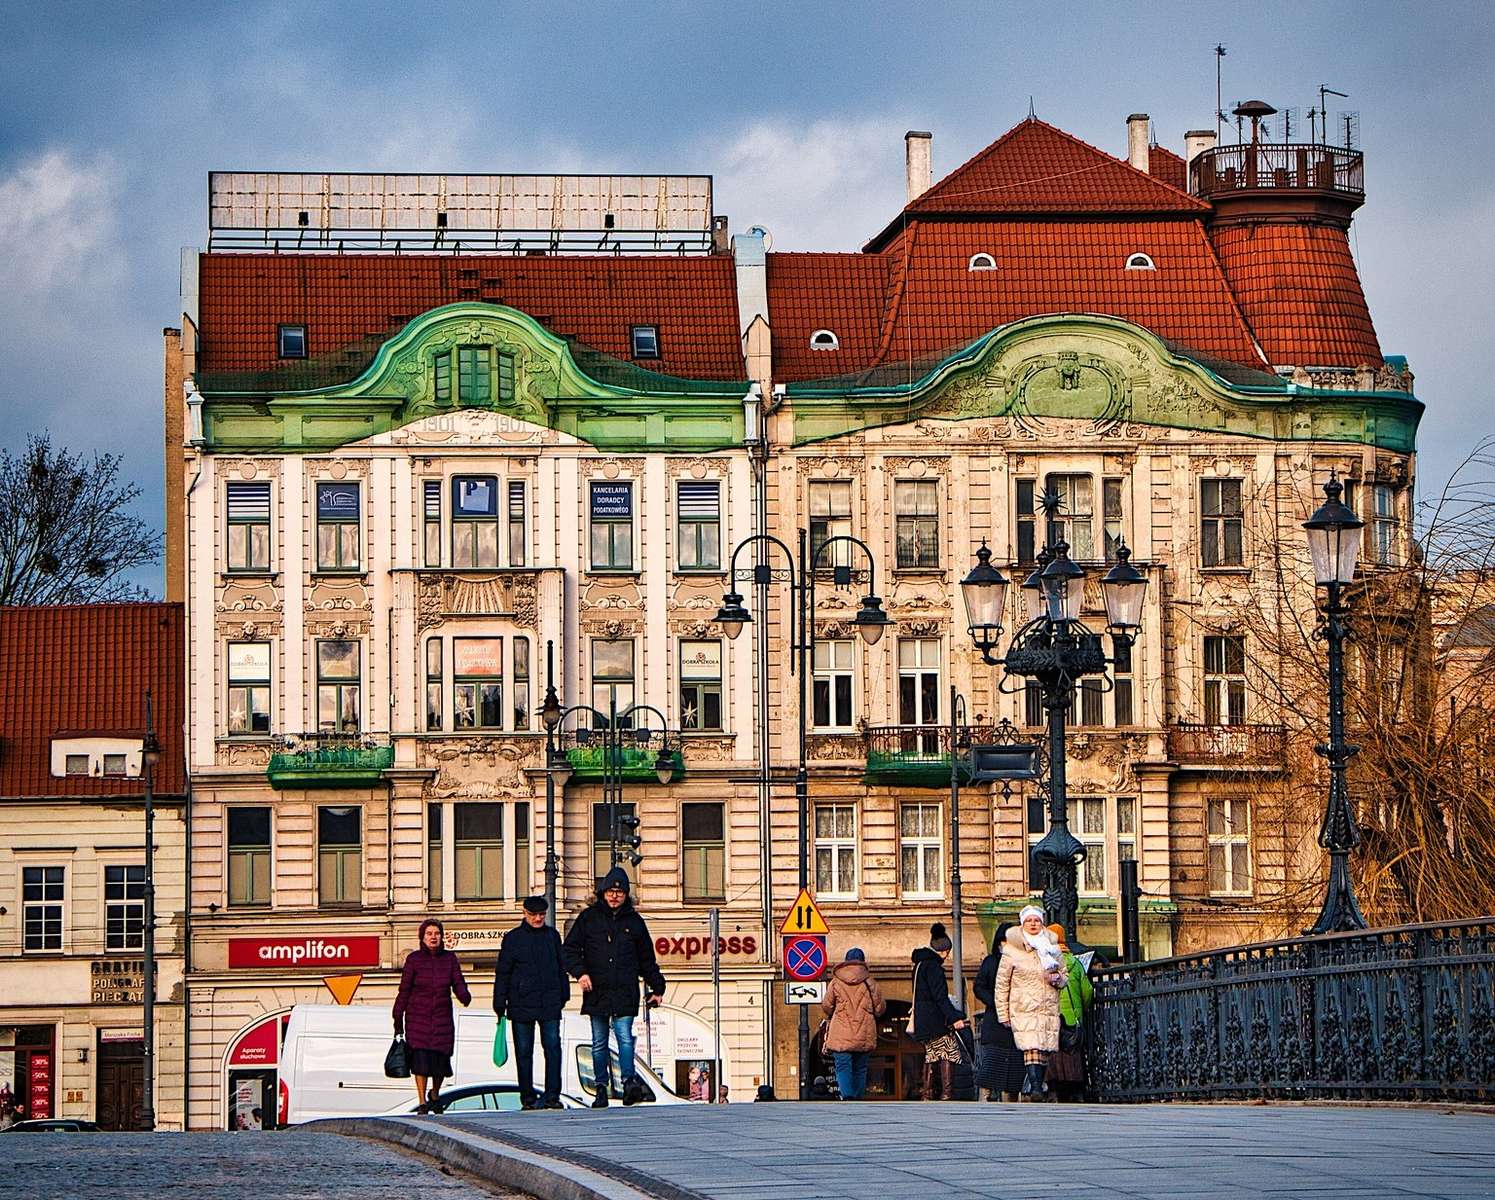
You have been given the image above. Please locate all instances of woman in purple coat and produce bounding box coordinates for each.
[393,918,472,1112]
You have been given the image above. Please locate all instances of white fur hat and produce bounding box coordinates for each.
[1018,904,1047,924]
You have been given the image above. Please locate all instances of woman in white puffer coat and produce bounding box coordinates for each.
[995,904,1066,1098]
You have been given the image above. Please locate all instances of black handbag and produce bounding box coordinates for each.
[384,1035,410,1079]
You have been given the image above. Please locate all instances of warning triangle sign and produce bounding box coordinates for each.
[323,973,363,1005]
[779,888,830,936]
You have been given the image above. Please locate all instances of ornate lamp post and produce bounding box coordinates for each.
[1302,475,1369,935]
[960,496,1147,943]
[716,530,887,1100]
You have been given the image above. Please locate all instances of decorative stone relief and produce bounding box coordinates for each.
[416,572,540,629]
[582,617,643,640]
[216,578,282,614]
[900,617,944,637]
[665,456,729,479]
[668,616,719,638]
[419,737,539,798]
[216,741,274,768]
[890,580,952,612]
[884,456,950,477]
[798,456,865,478]
[223,458,284,481]
[678,735,737,763]
[806,733,866,762]
[305,617,366,639]
[589,456,646,480]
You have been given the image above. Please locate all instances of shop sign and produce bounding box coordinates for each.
[228,1018,280,1067]
[653,932,758,961]
[99,1030,143,1044]
[227,936,380,970]
[91,960,146,1004]
[316,481,360,520]
[29,1053,51,1120]
[441,928,506,951]
[589,481,632,518]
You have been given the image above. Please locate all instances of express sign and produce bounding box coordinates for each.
[654,933,759,961]
[227,936,381,970]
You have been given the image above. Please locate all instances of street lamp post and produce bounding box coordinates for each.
[140,692,162,1132]
[716,530,888,1100]
[539,642,571,926]
[948,687,971,1008]
[960,495,1147,944]
[1303,475,1369,935]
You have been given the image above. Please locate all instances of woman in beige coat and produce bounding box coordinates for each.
[995,905,1066,1098]
[820,948,886,1100]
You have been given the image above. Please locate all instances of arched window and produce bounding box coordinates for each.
[967,253,998,272]
[1125,252,1156,271]
[809,329,840,351]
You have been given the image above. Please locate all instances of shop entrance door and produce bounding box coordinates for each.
[227,1070,277,1130]
[96,1040,145,1130]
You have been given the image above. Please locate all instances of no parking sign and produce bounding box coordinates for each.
[783,934,828,981]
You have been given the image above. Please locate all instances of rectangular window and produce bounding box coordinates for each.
[593,802,636,883]
[899,803,943,898]
[425,638,443,732]
[897,638,941,730]
[65,753,89,776]
[1204,635,1247,726]
[894,479,940,569]
[1078,678,1105,727]
[1016,479,1037,565]
[591,639,635,723]
[1024,683,1045,728]
[512,637,530,731]
[22,866,64,951]
[316,481,361,571]
[507,480,527,567]
[102,754,127,776]
[434,351,453,405]
[1078,796,1107,894]
[515,803,531,898]
[1026,796,1047,890]
[316,639,361,734]
[104,864,146,952]
[317,805,362,906]
[1117,797,1138,869]
[808,480,852,568]
[812,640,855,729]
[814,804,857,898]
[423,480,443,568]
[1372,484,1399,565]
[676,481,721,571]
[277,324,306,358]
[453,637,503,730]
[678,640,722,731]
[228,641,271,736]
[428,804,443,903]
[631,325,660,358]
[1207,797,1252,895]
[497,352,515,405]
[589,481,634,570]
[226,481,271,572]
[455,803,504,900]
[457,345,492,406]
[227,807,271,907]
[1112,638,1134,727]
[1201,478,1244,568]
[1047,474,1094,560]
[452,476,499,568]
[1103,478,1124,562]
[681,802,725,902]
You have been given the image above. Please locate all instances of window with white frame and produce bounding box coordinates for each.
[812,640,855,729]
[1207,796,1251,895]
[508,480,528,567]
[1372,484,1399,565]
[225,481,272,572]
[103,754,127,776]
[65,754,89,775]
[1047,473,1094,560]
[317,805,362,906]
[589,481,634,571]
[315,481,361,571]
[425,638,443,731]
[1117,797,1138,868]
[228,807,271,907]
[894,479,940,568]
[1201,478,1244,567]
[1075,678,1105,727]
[316,640,361,733]
[897,638,941,728]
[428,804,443,903]
[1078,796,1108,894]
[1204,635,1247,726]
[455,803,504,900]
[900,802,943,897]
[676,481,721,571]
[104,864,146,952]
[1112,638,1135,726]
[678,640,722,730]
[512,637,530,731]
[22,865,64,951]
[1026,795,1047,890]
[591,639,635,724]
[453,638,503,730]
[1015,479,1037,564]
[227,642,271,736]
[1103,478,1124,562]
[630,325,660,359]
[814,804,857,898]
[423,480,442,567]
[452,476,500,568]
[808,480,852,568]
[681,802,725,902]
[277,324,307,358]
[515,802,531,897]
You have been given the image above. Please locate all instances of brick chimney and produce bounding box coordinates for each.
[905,131,932,204]
[1126,114,1150,173]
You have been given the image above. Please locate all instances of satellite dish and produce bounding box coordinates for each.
[747,224,774,251]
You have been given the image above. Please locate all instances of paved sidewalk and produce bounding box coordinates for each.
[355,1101,1495,1199]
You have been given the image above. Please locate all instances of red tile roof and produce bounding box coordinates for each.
[1210,222,1381,366]
[1148,145,1188,192]
[766,254,893,381]
[198,254,746,386]
[0,604,186,798]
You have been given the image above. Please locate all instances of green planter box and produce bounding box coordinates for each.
[267,743,394,790]
[564,745,684,783]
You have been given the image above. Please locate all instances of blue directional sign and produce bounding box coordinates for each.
[783,935,828,982]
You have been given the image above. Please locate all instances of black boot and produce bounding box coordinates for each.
[1033,1064,1048,1097]
[921,1061,937,1100]
[591,1084,609,1109]
[1019,1064,1038,1096]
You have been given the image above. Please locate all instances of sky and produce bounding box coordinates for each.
[1,0,1490,595]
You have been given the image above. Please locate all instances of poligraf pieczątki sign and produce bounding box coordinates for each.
[227,936,381,970]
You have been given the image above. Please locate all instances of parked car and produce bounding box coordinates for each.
[1,1119,101,1133]
[279,1004,686,1123]
[411,1083,584,1113]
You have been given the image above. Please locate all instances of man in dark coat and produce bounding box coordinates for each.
[494,895,570,1109]
[562,867,665,1107]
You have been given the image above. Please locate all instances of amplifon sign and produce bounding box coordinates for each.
[227,936,380,970]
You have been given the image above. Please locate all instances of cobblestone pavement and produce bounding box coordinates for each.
[0,1131,527,1200]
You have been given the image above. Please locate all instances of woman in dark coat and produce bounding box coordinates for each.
[973,922,1026,1101]
[393,917,472,1112]
[910,922,967,1101]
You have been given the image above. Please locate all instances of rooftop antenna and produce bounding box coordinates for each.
[1338,111,1361,151]
[1307,105,1319,142]
[1028,95,1036,119]
[1318,85,1347,141]
[1281,106,1299,142]
[1214,44,1227,139]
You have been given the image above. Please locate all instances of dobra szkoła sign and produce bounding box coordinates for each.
[227,936,380,969]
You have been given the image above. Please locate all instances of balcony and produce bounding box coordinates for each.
[554,728,685,783]
[1191,143,1363,200]
[267,734,395,790]
[863,723,1005,789]
[1166,723,1286,772]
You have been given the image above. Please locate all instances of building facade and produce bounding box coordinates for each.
[166,111,1421,1116]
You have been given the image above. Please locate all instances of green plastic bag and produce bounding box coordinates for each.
[493,1015,509,1067]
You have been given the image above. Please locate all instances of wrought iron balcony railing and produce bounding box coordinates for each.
[552,727,685,782]
[863,723,1002,788]
[1191,142,1364,199]
[267,732,394,789]
[1167,722,1286,770]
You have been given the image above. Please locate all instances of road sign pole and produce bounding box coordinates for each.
[711,907,722,1104]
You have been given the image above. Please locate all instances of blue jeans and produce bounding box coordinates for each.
[511,1018,562,1105]
[589,1013,636,1093]
[833,1050,869,1100]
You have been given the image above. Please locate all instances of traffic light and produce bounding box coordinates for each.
[616,812,643,865]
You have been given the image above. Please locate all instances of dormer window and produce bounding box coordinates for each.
[968,253,998,272]
[278,324,307,358]
[631,325,660,359]
[809,329,840,351]
[1125,253,1156,271]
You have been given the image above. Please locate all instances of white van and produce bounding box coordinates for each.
[279,1004,686,1123]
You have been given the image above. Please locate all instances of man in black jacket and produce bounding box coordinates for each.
[562,867,665,1107]
[494,896,570,1109]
